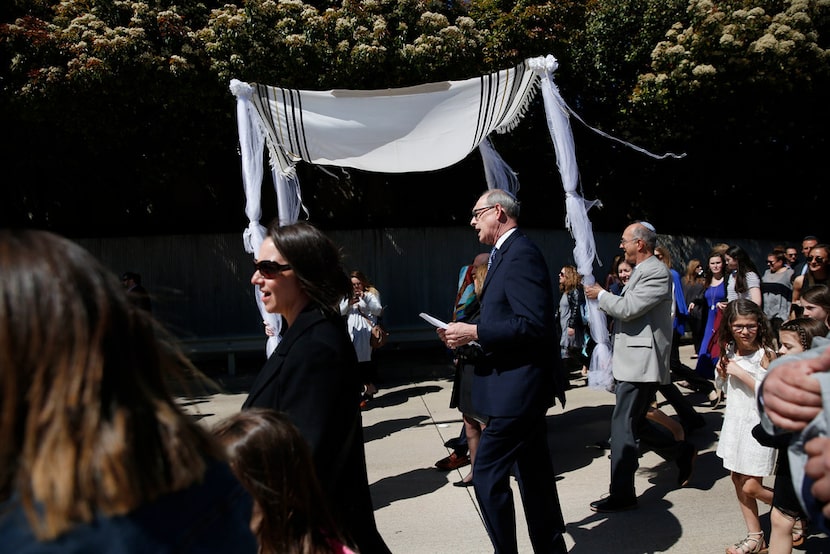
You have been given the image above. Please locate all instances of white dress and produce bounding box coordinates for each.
[715,346,776,476]
[339,290,383,362]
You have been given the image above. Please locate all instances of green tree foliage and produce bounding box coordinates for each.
[631,0,830,138]
[619,0,830,236]
[197,0,490,89]
[1,0,827,238]
[1,0,241,234]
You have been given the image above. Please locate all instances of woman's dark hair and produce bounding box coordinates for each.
[267,221,351,315]
[726,245,760,295]
[703,250,726,288]
[214,408,348,554]
[802,284,830,312]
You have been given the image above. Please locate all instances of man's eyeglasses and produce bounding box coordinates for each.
[731,324,758,333]
[807,255,826,264]
[619,237,639,246]
[471,205,495,220]
[253,260,292,278]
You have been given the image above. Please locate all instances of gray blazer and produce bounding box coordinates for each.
[598,255,673,384]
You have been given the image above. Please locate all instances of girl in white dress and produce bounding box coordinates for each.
[715,299,778,554]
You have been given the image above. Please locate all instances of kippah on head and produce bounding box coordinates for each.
[639,221,656,232]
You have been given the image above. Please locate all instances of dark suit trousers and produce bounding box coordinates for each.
[610,381,657,500]
[474,412,566,554]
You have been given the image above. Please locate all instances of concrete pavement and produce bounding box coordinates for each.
[180,344,829,553]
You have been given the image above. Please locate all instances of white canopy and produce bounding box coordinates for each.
[230,54,615,389]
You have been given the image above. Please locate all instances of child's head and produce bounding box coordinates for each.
[801,284,830,326]
[213,408,341,553]
[778,317,829,355]
[718,299,775,352]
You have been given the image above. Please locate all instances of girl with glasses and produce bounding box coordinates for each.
[751,317,828,553]
[715,300,778,554]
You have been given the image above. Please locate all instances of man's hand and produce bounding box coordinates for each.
[761,347,830,431]
[440,321,478,349]
[584,283,603,300]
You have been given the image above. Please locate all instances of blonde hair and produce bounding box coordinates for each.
[558,265,582,293]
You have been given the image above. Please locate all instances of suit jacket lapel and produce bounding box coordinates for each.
[480,230,521,296]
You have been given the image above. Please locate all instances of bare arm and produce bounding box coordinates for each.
[749,285,762,307]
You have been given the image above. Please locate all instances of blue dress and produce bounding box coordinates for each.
[695,280,726,378]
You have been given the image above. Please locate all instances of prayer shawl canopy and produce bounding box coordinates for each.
[234,60,537,174]
[230,54,615,389]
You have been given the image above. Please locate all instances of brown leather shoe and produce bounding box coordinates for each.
[434,452,470,471]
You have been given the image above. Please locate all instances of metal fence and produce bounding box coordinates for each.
[76,227,783,348]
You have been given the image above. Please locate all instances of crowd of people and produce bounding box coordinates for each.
[3,202,830,553]
[580,233,830,554]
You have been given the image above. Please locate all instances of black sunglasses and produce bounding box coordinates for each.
[807,256,826,264]
[253,260,292,278]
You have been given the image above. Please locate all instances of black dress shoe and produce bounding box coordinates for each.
[589,495,638,513]
[677,441,698,487]
[453,479,474,487]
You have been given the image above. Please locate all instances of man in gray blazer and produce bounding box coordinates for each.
[585,221,696,512]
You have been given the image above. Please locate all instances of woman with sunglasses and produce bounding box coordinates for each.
[244,221,391,554]
[792,244,830,318]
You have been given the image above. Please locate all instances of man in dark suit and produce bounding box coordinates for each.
[440,189,567,554]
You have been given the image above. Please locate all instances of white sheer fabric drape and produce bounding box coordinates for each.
[231,80,289,356]
[529,55,614,391]
[479,136,520,195]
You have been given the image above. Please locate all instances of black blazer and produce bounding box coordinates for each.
[242,304,388,553]
[474,230,564,417]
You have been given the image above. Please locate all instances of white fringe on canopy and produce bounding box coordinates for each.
[238,60,538,175]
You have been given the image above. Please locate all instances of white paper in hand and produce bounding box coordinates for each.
[419,312,448,329]
[419,312,480,347]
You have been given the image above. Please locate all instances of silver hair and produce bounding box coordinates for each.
[484,189,520,219]
[631,221,657,251]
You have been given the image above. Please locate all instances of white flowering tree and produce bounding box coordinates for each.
[630,0,829,132]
